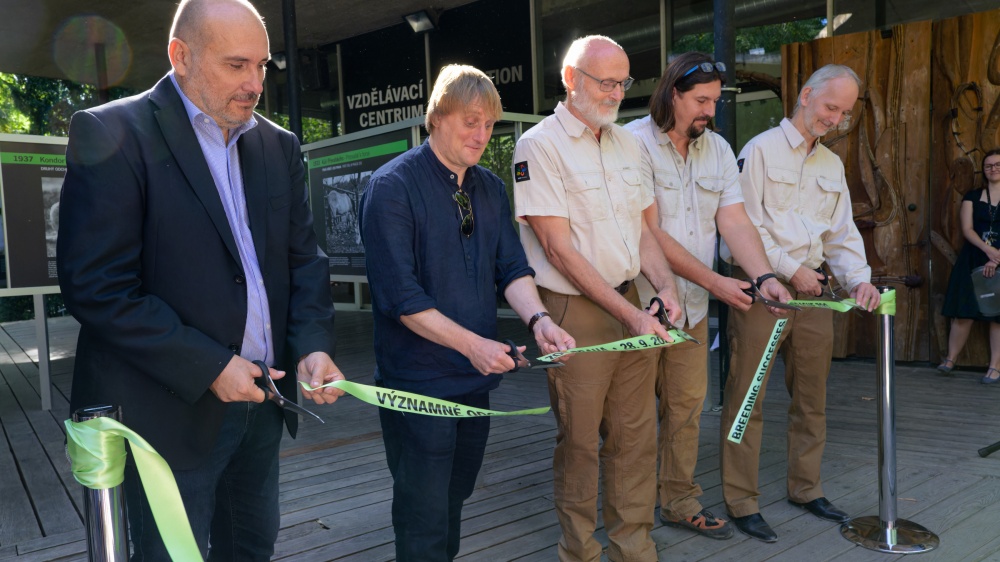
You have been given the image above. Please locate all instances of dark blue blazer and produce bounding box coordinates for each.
[58,76,336,470]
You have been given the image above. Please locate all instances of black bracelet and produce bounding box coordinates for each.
[528,311,550,334]
[755,273,778,289]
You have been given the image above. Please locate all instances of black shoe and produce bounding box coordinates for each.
[730,513,777,542]
[788,497,850,523]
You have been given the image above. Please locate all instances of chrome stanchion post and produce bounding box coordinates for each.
[73,405,130,562]
[841,286,939,553]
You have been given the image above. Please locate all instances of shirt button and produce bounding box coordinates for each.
[234,274,245,284]
[228,344,240,354]
[686,207,691,211]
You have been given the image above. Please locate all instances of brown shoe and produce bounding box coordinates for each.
[661,509,734,540]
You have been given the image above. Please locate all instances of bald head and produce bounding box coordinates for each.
[170,0,265,51]
[561,35,626,91]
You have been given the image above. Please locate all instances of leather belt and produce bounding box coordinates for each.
[614,280,633,295]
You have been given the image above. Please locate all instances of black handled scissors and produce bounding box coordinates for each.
[741,280,802,311]
[815,267,867,312]
[647,297,701,344]
[503,339,564,372]
[252,360,325,424]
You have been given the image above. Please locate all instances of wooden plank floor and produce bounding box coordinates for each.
[2,311,1000,561]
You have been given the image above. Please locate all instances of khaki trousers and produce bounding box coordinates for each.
[540,285,658,562]
[719,289,834,517]
[655,318,710,521]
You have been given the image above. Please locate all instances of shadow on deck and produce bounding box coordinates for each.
[1,311,999,561]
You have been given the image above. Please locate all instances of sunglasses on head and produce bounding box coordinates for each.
[682,61,726,78]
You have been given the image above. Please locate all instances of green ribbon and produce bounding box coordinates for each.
[536,331,684,362]
[789,288,896,316]
[727,319,787,444]
[300,380,550,417]
[64,417,202,562]
[875,289,896,316]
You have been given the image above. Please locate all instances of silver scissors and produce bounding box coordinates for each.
[252,360,325,424]
[815,267,867,312]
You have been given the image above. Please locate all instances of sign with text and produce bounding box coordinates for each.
[305,127,413,276]
[340,24,427,134]
[0,135,68,291]
[429,0,533,114]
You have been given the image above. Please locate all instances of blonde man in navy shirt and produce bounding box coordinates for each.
[360,64,575,561]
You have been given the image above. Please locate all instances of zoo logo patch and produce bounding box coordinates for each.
[514,161,530,182]
[737,158,745,173]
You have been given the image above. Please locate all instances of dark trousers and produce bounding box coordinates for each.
[379,390,491,562]
[123,400,284,561]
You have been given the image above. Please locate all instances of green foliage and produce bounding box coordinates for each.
[270,113,335,144]
[0,73,134,136]
[674,18,825,56]
[478,134,517,227]
[0,295,66,322]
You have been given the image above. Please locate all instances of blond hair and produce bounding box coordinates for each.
[425,65,503,134]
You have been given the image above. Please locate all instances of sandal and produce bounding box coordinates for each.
[981,367,1000,385]
[936,358,955,374]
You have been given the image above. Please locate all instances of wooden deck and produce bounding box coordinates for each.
[2,310,1000,561]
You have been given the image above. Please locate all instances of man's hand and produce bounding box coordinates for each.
[759,277,793,317]
[654,288,682,326]
[532,317,576,358]
[850,282,882,312]
[790,266,825,297]
[210,355,277,403]
[467,338,518,375]
[711,276,754,311]
[297,352,346,405]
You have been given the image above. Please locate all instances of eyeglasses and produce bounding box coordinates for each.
[682,61,727,78]
[453,189,474,237]
[985,163,1000,171]
[574,67,634,92]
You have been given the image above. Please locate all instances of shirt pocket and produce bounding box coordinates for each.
[566,172,609,223]
[694,176,723,219]
[621,168,644,216]
[814,175,842,219]
[763,167,799,210]
[654,171,683,218]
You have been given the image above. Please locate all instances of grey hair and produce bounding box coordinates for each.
[792,64,862,115]
[560,35,624,90]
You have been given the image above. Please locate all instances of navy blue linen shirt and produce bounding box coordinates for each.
[359,140,534,398]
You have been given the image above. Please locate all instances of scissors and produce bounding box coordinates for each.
[647,297,701,345]
[741,280,802,311]
[252,360,325,424]
[503,339,564,372]
[815,267,867,312]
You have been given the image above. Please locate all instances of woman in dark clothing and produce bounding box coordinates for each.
[940,148,1000,383]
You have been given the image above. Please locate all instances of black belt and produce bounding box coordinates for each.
[614,280,633,295]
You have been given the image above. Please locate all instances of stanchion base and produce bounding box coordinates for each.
[841,516,939,553]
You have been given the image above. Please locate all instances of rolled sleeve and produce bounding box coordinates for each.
[360,176,437,321]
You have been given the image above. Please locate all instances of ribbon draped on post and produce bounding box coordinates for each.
[64,417,203,562]
[726,289,897,443]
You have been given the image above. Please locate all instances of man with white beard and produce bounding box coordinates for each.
[512,35,681,562]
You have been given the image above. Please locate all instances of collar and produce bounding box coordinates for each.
[169,72,257,145]
[651,117,707,153]
[779,117,807,151]
[418,139,475,191]
[554,101,613,140]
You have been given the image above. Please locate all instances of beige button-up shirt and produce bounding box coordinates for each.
[513,102,652,296]
[625,116,743,327]
[723,117,870,292]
